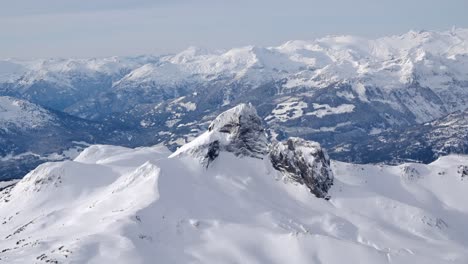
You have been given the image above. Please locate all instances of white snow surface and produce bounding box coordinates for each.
[0,96,53,129]
[267,99,308,122]
[2,28,468,92]
[0,56,157,89]
[307,103,355,118]
[1,143,468,263]
[120,28,468,90]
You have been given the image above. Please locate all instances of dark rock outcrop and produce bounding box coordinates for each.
[170,103,269,166]
[208,103,268,158]
[269,137,334,198]
[172,104,334,198]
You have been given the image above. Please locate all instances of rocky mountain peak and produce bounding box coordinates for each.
[207,103,259,132]
[172,104,334,198]
[170,103,269,166]
[207,103,268,158]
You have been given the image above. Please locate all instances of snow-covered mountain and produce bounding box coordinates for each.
[1,28,468,176]
[3,28,468,118]
[0,96,53,129]
[111,28,468,101]
[0,56,158,112]
[1,104,468,263]
[0,96,140,181]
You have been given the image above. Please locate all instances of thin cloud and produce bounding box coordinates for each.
[0,0,467,58]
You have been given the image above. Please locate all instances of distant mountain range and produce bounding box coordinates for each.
[1,28,468,180]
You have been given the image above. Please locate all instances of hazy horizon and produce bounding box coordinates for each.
[1,0,467,58]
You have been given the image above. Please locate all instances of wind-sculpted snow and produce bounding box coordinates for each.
[1,144,468,263]
[270,138,334,198]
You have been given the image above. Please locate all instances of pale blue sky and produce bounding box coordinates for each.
[1,0,467,58]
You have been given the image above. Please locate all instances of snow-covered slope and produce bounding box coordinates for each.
[0,96,139,181]
[0,96,53,129]
[1,104,468,263]
[1,56,157,88]
[0,56,159,112]
[1,145,468,263]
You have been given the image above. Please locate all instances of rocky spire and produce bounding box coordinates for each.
[170,103,268,166]
[171,104,334,198]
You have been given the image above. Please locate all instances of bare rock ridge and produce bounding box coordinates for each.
[170,103,269,166]
[206,103,269,159]
[270,138,334,198]
[172,103,334,197]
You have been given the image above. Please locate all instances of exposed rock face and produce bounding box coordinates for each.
[172,104,334,198]
[269,137,334,198]
[170,103,269,166]
[207,103,269,158]
[459,165,468,179]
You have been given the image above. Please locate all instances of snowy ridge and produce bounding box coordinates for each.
[1,28,467,126]
[0,96,53,129]
[1,104,468,263]
[1,145,468,263]
[0,56,158,86]
[113,28,468,92]
[2,28,467,92]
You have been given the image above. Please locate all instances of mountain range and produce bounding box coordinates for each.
[1,28,468,180]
